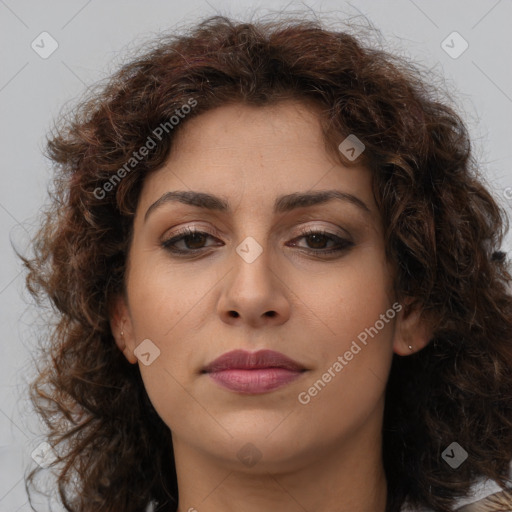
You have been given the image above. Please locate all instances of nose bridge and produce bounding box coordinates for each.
[231,231,274,293]
[230,203,271,267]
[218,225,291,326]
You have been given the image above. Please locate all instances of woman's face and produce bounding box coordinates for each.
[114,100,421,473]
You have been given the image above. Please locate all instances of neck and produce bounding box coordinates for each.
[173,409,388,512]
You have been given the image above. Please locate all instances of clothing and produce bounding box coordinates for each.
[400,476,510,511]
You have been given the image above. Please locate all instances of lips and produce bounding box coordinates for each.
[202,349,307,394]
[202,349,306,373]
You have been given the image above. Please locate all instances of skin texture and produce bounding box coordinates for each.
[110,101,431,512]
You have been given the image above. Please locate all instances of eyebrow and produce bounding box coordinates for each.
[144,189,371,222]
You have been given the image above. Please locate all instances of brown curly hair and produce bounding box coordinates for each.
[21,13,512,512]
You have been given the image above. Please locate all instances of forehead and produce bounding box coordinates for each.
[173,100,323,149]
[137,101,375,216]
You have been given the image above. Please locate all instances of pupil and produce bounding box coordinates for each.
[309,234,326,249]
[187,233,205,249]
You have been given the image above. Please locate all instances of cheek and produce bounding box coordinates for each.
[291,247,396,425]
[297,245,395,354]
[124,257,209,405]
[126,261,208,432]
[127,253,213,339]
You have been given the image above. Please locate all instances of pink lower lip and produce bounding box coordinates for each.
[207,368,304,394]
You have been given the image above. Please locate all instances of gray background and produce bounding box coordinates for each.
[1,0,511,510]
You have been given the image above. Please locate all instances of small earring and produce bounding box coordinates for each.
[408,344,413,351]
[120,330,124,338]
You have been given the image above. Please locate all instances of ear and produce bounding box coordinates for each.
[109,294,138,364]
[392,298,433,356]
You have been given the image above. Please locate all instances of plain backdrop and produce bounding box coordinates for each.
[1,1,511,510]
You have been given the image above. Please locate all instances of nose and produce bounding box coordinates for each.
[217,238,291,328]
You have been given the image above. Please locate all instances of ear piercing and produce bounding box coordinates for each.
[408,344,413,351]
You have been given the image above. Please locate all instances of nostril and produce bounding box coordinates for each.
[228,311,239,318]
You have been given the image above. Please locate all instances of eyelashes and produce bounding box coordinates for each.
[161,226,354,257]
[161,227,221,254]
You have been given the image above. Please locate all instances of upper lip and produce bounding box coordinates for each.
[202,349,306,373]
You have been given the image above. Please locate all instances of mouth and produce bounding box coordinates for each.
[201,349,308,394]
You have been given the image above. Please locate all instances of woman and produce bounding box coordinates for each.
[23,14,512,512]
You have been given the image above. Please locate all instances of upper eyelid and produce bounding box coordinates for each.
[162,224,350,240]
[161,226,351,249]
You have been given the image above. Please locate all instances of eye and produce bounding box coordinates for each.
[288,228,354,256]
[161,226,354,257]
[161,227,221,255]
